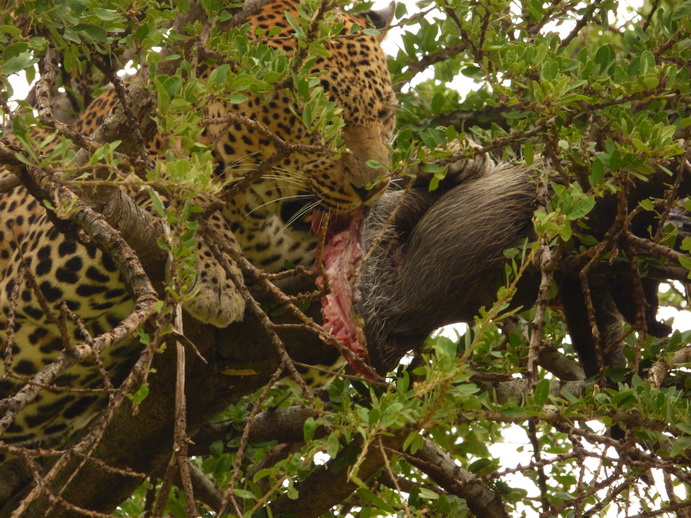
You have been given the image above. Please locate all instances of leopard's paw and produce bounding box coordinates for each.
[183,268,246,328]
[443,139,492,185]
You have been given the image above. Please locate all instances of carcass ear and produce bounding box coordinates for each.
[362,1,395,32]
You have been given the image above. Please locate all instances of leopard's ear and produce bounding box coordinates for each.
[361,1,395,32]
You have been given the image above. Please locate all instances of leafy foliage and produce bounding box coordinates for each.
[1,0,690,517]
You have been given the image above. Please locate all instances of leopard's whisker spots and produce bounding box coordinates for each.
[218,153,263,178]
[266,170,307,186]
[259,174,307,188]
[271,166,302,177]
[264,168,303,180]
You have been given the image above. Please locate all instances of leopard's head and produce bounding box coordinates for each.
[209,0,396,218]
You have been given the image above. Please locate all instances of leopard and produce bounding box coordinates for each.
[0,0,396,460]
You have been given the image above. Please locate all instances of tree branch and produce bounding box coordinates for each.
[407,438,509,518]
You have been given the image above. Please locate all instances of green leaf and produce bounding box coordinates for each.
[428,175,440,192]
[233,488,256,499]
[63,28,81,43]
[326,432,339,457]
[677,423,691,435]
[74,24,109,43]
[533,379,550,407]
[670,436,691,457]
[2,52,38,75]
[502,111,530,119]
[137,329,151,345]
[590,158,605,187]
[148,188,167,218]
[403,430,423,453]
[127,384,149,403]
[368,407,381,425]
[641,73,659,89]
[469,458,494,475]
[416,487,439,500]
[0,25,22,35]
[460,65,482,78]
[155,79,170,110]
[227,94,248,104]
[501,406,526,418]
[284,10,302,36]
[92,8,120,21]
[611,390,635,407]
[638,199,655,211]
[559,221,573,241]
[166,497,187,518]
[594,44,614,72]
[672,0,691,19]
[431,92,444,114]
[162,75,182,97]
[303,417,318,441]
[566,195,596,220]
[561,390,580,404]
[420,163,445,174]
[362,28,381,37]
[302,103,313,127]
[209,440,224,457]
[524,141,534,166]
[357,488,395,512]
[208,63,231,84]
[365,159,387,169]
[678,255,691,278]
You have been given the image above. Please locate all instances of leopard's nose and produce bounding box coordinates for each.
[352,180,389,204]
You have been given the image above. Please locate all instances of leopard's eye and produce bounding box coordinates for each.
[377,108,393,120]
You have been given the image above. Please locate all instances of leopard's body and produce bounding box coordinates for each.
[0,0,395,449]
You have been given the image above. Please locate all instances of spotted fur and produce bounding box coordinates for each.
[0,0,395,448]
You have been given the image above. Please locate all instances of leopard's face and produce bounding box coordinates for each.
[206,0,396,269]
[65,0,396,271]
[223,0,395,208]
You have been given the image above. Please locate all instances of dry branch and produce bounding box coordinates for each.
[266,429,410,517]
[407,438,509,518]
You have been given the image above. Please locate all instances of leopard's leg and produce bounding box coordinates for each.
[177,211,245,328]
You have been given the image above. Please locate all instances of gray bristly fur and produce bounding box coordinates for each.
[356,147,684,376]
[357,155,538,373]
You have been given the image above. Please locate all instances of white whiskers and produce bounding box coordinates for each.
[280,198,323,232]
[242,193,315,220]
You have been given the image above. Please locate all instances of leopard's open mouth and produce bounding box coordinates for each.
[313,209,373,377]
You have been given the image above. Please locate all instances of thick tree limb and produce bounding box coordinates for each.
[538,346,585,381]
[190,406,323,456]
[649,345,691,388]
[433,106,512,132]
[266,429,410,517]
[476,378,590,405]
[408,438,509,518]
[266,427,510,518]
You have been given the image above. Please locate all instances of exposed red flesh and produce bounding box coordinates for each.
[314,209,372,376]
